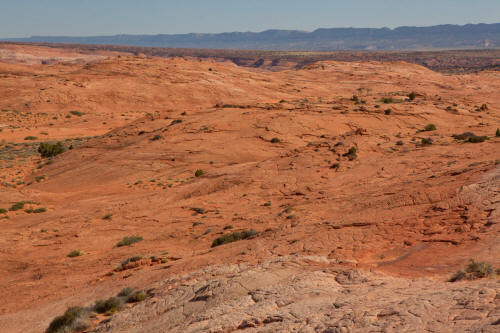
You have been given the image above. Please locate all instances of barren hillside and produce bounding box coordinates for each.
[0,45,498,332]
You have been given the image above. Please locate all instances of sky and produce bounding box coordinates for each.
[1,0,499,38]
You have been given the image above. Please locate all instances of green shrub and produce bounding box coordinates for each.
[68,250,82,258]
[120,256,142,267]
[151,134,162,141]
[46,306,89,333]
[351,95,359,103]
[424,124,436,131]
[343,147,358,160]
[116,236,143,247]
[103,214,113,220]
[38,142,66,158]
[24,136,38,141]
[117,288,134,297]
[69,110,84,117]
[408,91,417,101]
[126,291,146,303]
[396,140,404,146]
[421,138,433,145]
[9,202,25,211]
[450,259,496,282]
[384,109,391,115]
[496,128,500,137]
[93,297,123,315]
[270,137,281,143]
[195,169,204,177]
[0,208,7,214]
[452,132,488,143]
[211,229,258,247]
[25,208,47,214]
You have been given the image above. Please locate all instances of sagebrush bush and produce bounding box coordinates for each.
[424,124,436,131]
[46,306,89,333]
[94,297,123,315]
[450,259,496,282]
[452,132,488,143]
[68,250,82,258]
[38,142,66,158]
[116,236,143,247]
[211,229,258,247]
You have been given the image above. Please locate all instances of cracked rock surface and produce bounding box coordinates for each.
[92,257,500,332]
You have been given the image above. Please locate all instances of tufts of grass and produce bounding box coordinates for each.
[116,236,143,247]
[117,287,134,297]
[449,259,497,282]
[68,250,82,258]
[93,297,123,316]
[0,208,7,214]
[24,136,38,141]
[195,169,204,177]
[211,229,258,248]
[120,256,142,267]
[46,306,89,333]
[126,291,147,303]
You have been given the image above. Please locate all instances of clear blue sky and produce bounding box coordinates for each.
[1,0,499,38]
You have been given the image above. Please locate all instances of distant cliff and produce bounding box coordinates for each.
[5,23,500,51]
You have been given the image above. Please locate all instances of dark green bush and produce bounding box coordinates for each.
[116,236,143,247]
[384,109,391,115]
[0,208,7,214]
[424,124,436,131]
[270,137,281,143]
[195,169,204,177]
[103,214,113,220]
[151,134,162,141]
[211,229,258,247]
[69,110,84,117]
[408,91,417,101]
[343,147,358,160]
[25,208,47,214]
[9,202,25,211]
[68,250,82,258]
[38,142,66,158]
[421,138,433,145]
[452,132,488,143]
[496,128,500,137]
[24,136,38,141]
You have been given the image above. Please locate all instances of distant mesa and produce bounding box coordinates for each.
[4,23,500,51]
